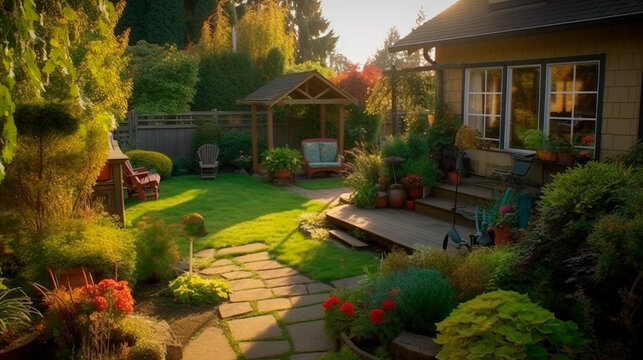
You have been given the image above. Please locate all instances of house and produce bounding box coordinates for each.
[390,0,642,180]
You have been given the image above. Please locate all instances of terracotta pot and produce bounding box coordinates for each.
[388,188,408,208]
[491,227,514,246]
[447,171,462,185]
[556,151,574,165]
[536,149,557,162]
[0,330,39,360]
[374,194,388,208]
[406,186,423,200]
[97,163,111,181]
[405,200,415,211]
[275,169,291,179]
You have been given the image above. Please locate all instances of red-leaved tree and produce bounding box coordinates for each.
[332,63,381,104]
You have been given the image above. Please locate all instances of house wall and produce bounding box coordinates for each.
[435,22,642,178]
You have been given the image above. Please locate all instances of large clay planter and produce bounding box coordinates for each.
[0,330,39,360]
[388,188,408,209]
[374,194,388,208]
[406,186,423,200]
[275,169,291,179]
[556,151,574,165]
[447,171,462,185]
[491,227,514,246]
[536,149,557,162]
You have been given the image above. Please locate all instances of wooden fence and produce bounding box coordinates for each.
[113,110,293,159]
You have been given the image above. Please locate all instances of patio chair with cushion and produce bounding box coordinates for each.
[301,138,344,179]
[122,160,160,201]
[491,154,534,187]
[197,144,220,179]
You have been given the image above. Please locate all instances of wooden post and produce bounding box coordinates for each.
[267,106,274,150]
[320,104,326,138]
[339,104,345,156]
[251,105,259,173]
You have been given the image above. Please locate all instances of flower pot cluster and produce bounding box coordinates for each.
[521,129,595,165]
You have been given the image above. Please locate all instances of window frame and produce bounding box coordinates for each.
[463,67,504,145]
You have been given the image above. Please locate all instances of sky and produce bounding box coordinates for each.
[320,0,459,66]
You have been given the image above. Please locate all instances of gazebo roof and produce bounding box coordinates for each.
[237,71,357,107]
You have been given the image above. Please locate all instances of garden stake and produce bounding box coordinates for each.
[442,169,465,250]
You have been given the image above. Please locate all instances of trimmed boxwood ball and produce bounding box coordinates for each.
[126,150,173,179]
[181,212,208,237]
[14,103,79,138]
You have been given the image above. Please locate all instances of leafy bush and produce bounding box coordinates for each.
[134,215,180,283]
[344,147,384,208]
[191,123,223,160]
[381,133,440,185]
[519,129,545,149]
[215,132,267,169]
[262,147,303,173]
[13,217,136,285]
[344,105,381,149]
[408,247,464,278]
[168,273,229,304]
[319,346,361,360]
[119,315,165,360]
[380,248,410,275]
[448,261,489,302]
[435,290,587,359]
[126,150,173,179]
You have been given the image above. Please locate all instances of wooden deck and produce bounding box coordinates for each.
[325,205,475,251]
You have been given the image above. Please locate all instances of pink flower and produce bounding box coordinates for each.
[369,308,384,325]
[93,296,108,311]
[322,295,341,311]
[499,205,516,215]
[381,299,396,311]
[581,135,595,145]
[339,302,355,316]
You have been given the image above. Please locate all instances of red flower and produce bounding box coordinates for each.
[499,205,516,215]
[381,299,396,311]
[97,278,116,293]
[339,301,354,316]
[369,308,384,325]
[322,295,341,311]
[581,135,595,145]
[93,296,108,311]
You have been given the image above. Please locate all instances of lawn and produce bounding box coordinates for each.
[294,176,345,190]
[125,174,377,282]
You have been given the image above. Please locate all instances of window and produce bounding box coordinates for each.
[465,68,502,146]
[507,66,540,149]
[547,62,599,155]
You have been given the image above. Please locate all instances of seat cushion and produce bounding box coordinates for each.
[308,161,342,169]
[319,142,337,162]
[302,142,321,163]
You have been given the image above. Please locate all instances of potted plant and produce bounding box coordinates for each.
[388,184,408,209]
[452,125,478,183]
[520,129,545,151]
[0,278,42,359]
[374,191,388,208]
[489,204,518,246]
[262,147,303,182]
[555,141,574,165]
[400,173,424,200]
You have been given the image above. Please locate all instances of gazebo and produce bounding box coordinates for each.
[236,71,357,173]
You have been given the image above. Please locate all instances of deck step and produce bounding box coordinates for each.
[414,197,476,227]
[329,229,370,248]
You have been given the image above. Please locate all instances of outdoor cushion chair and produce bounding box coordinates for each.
[122,160,160,201]
[491,154,534,187]
[197,144,220,179]
[301,138,344,179]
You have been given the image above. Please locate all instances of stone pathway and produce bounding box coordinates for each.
[184,243,356,360]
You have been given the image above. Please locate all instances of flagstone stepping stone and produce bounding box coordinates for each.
[239,340,290,359]
[255,267,300,279]
[277,304,325,323]
[306,283,334,294]
[219,302,253,318]
[228,278,266,291]
[287,320,335,352]
[330,275,366,289]
[272,284,308,297]
[229,288,274,302]
[234,251,271,263]
[245,260,285,271]
[257,298,292,312]
[200,265,240,275]
[290,352,327,360]
[183,327,236,360]
[211,258,233,267]
[289,293,329,307]
[266,275,314,287]
[217,243,269,256]
[193,248,215,259]
[227,315,282,340]
[221,271,254,280]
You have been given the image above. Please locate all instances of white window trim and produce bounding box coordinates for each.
[504,64,541,150]
[463,67,503,143]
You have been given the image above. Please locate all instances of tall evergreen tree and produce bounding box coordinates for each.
[370,27,407,70]
[115,0,149,45]
[144,0,186,48]
[189,0,219,44]
[292,0,337,64]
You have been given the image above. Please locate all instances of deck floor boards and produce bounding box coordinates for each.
[325,205,475,251]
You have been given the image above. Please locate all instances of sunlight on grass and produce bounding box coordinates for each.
[294,177,345,190]
[125,174,377,281]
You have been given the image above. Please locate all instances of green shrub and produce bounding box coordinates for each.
[448,261,489,302]
[400,158,441,186]
[13,217,136,285]
[435,290,587,359]
[134,214,180,283]
[319,346,361,360]
[380,248,410,275]
[344,147,384,208]
[215,132,267,169]
[345,105,381,149]
[119,315,165,360]
[126,150,173,179]
[408,247,464,278]
[369,268,457,336]
[168,273,229,304]
[191,123,223,160]
[171,157,195,175]
[262,147,303,173]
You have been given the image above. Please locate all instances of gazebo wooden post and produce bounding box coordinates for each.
[320,104,326,138]
[267,106,274,150]
[251,105,259,173]
[339,104,345,156]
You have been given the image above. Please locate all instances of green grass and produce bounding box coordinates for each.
[294,176,345,190]
[125,174,377,282]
